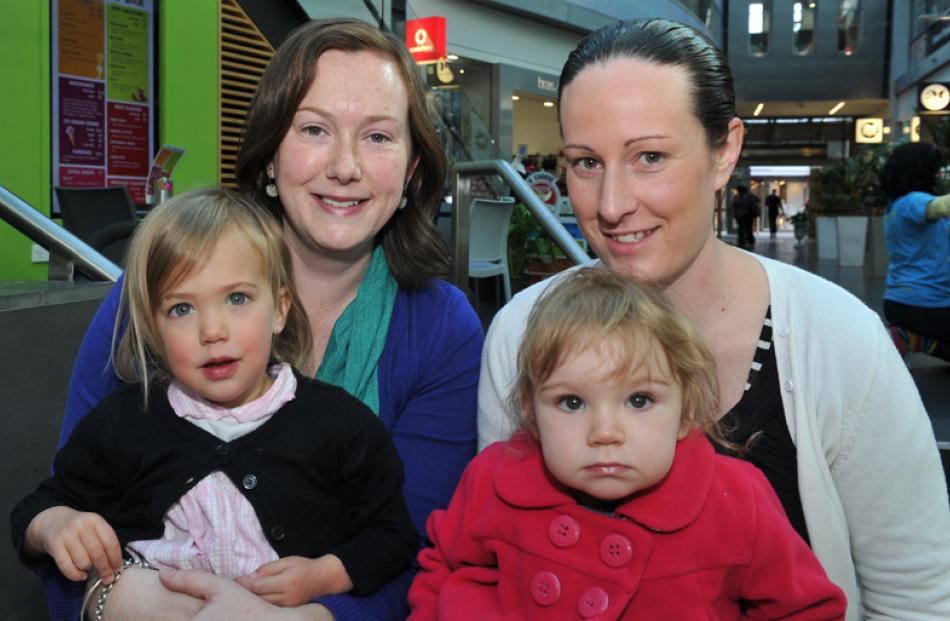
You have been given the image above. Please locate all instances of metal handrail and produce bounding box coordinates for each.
[449,159,589,289]
[0,184,121,282]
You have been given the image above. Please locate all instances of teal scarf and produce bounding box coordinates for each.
[315,245,396,415]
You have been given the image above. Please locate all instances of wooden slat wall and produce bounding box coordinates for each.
[219,0,275,187]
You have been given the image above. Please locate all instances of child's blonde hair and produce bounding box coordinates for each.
[513,267,730,447]
[112,188,312,400]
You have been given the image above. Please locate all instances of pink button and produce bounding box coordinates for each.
[578,586,610,618]
[548,515,581,547]
[529,571,561,606]
[600,533,633,568]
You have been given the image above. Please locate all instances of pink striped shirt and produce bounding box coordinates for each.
[127,364,296,578]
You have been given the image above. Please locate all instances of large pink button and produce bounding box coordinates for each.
[530,571,561,606]
[578,586,610,618]
[600,533,633,568]
[548,515,581,547]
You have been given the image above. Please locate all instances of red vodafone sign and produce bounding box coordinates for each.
[407,16,446,63]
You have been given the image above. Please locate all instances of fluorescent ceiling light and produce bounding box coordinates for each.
[828,101,845,115]
[511,95,520,101]
[447,54,459,60]
[543,101,555,107]
[753,103,764,116]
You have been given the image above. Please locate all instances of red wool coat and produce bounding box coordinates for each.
[408,432,845,620]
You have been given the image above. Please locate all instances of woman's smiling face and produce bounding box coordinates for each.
[270,49,415,263]
[560,58,739,287]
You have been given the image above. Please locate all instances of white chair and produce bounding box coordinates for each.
[469,197,515,304]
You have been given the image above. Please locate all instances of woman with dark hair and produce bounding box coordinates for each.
[44,18,482,621]
[880,142,950,361]
[478,18,950,620]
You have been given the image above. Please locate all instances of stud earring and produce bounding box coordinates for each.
[398,196,408,210]
[265,181,279,198]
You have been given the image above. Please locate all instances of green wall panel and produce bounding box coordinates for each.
[0,3,51,280]
[159,1,219,192]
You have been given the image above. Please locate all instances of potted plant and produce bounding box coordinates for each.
[809,146,888,266]
[508,203,582,286]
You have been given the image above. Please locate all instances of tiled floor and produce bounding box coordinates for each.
[474,230,950,449]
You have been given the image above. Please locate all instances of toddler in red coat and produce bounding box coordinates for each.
[409,267,846,620]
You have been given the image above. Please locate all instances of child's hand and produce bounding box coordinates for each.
[235,554,353,607]
[25,505,122,583]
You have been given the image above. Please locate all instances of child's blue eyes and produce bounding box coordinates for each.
[165,293,250,317]
[168,303,192,318]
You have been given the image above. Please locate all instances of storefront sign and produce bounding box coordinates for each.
[52,0,155,208]
[537,76,557,93]
[407,16,446,64]
[918,82,950,113]
[855,118,884,143]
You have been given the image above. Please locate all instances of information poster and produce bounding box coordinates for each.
[52,0,155,210]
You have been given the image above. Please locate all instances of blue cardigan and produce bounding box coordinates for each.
[46,276,483,621]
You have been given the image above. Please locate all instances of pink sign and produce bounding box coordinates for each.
[108,177,146,205]
[59,77,105,165]
[59,166,105,187]
[107,102,149,176]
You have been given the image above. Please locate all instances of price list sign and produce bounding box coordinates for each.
[52,0,155,210]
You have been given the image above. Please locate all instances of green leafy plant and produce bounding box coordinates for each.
[507,203,584,275]
[809,143,892,216]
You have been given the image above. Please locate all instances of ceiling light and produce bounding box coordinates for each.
[511,95,520,101]
[459,69,464,74]
[446,54,459,60]
[543,101,555,107]
[753,103,764,116]
[828,101,845,115]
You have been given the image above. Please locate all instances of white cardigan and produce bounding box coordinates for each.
[477,255,950,620]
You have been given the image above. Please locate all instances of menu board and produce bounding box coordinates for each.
[52,0,155,210]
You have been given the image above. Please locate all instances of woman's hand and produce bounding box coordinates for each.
[160,569,336,620]
[25,505,121,583]
[100,567,203,621]
[234,554,353,606]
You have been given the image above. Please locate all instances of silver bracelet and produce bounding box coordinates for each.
[83,556,156,621]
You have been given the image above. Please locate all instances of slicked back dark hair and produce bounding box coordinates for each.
[558,18,736,149]
[236,18,449,289]
[881,142,943,200]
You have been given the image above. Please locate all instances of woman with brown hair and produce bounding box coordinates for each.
[44,18,482,621]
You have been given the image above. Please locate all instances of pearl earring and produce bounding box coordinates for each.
[398,196,408,210]
[265,181,278,198]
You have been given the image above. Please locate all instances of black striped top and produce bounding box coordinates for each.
[717,308,809,545]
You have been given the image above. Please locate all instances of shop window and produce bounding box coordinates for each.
[792,2,817,56]
[749,1,771,57]
[838,0,862,56]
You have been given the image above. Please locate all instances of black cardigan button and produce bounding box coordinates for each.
[215,443,230,456]
[242,474,258,490]
[271,525,285,541]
